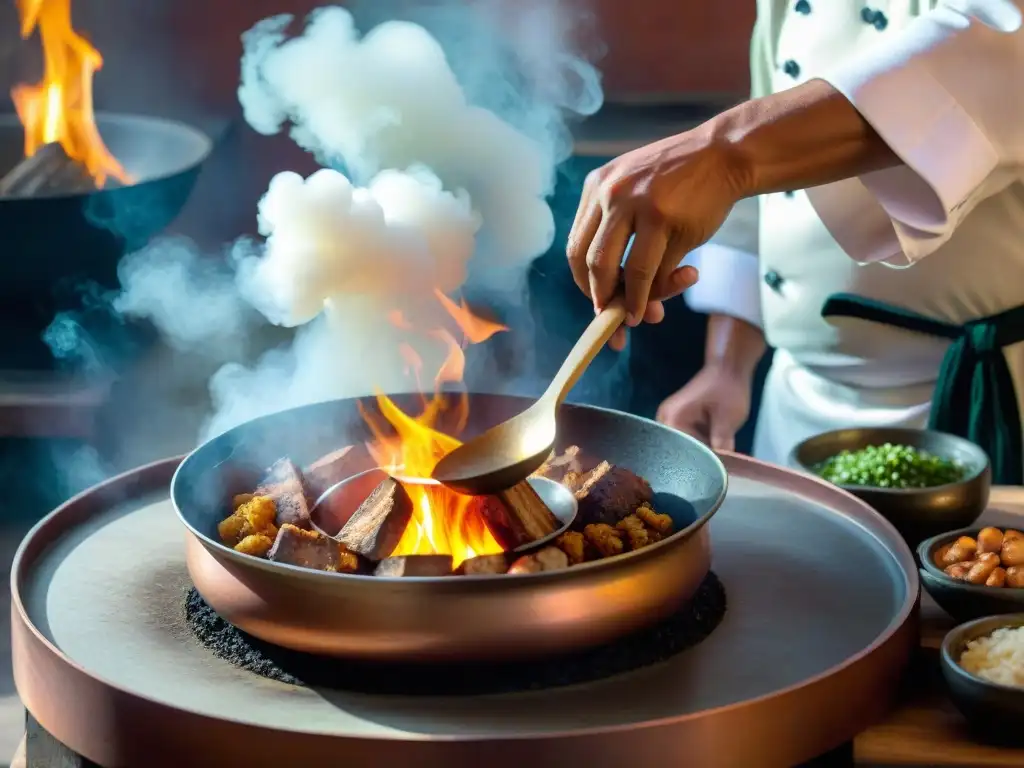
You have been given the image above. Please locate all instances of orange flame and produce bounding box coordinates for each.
[361,291,509,568]
[11,0,131,186]
[432,288,507,344]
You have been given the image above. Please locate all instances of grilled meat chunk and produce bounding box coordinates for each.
[574,461,653,527]
[256,459,312,529]
[268,523,360,572]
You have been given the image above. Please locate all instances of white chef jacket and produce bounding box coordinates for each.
[682,0,1024,470]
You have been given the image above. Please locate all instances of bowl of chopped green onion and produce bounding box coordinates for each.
[789,428,991,546]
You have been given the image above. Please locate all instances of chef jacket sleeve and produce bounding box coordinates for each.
[682,196,763,329]
[806,0,1024,266]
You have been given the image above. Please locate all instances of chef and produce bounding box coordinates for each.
[566,0,1024,483]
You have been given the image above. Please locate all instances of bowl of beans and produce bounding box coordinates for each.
[917,527,1024,621]
[789,428,991,546]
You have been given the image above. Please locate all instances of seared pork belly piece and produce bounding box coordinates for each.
[303,446,368,503]
[268,523,361,573]
[456,554,509,575]
[336,476,414,560]
[375,555,453,577]
[508,546,570,574]
[534,445,586,484]
[473,481,560,550]
[256,458,312,529]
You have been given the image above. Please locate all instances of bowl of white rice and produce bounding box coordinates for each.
[941,613,1024,741]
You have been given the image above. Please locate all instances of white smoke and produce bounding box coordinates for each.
[236,166,478,328]
[48,3,604,446]
[197,5,601,438]
[113,238,252,354]
[237,7,571,270]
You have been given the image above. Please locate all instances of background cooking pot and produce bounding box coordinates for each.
[0,112,211,303]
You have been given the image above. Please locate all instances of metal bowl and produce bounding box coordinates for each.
[0,112,211,301]
[172,394,729,663]
[917,528,1024,621]
[789,427,990,547]
[940,613,1024,744]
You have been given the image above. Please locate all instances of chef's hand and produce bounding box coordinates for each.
[602,273,699,352]
[567,130,746,329]
[656,363,751,452]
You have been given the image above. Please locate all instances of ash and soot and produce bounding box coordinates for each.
[184,572,727,695]
[45,2,604,461]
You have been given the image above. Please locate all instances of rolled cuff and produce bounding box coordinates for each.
[682,243,763,328]
[808,18,1002,265]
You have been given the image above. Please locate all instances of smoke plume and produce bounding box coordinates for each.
[48,2,604,448]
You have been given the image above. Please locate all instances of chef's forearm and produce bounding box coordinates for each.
[705,314,765,381]
[708,79,901,198]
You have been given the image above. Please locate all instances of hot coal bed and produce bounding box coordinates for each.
[184,442,728,693]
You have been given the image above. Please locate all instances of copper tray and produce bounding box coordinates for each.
[11,453,918,768]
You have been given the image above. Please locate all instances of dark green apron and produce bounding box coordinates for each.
[821,293,1024,485]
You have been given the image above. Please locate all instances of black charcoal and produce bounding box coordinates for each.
[184,572,726,696]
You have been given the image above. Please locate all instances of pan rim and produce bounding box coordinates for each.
[170,395,730,585]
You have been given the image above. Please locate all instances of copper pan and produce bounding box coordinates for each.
[172,394,728,662]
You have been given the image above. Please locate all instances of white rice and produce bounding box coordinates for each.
[958,626,1024,687]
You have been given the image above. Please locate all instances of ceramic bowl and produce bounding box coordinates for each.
[789,427,990,546]
[917,527,1024,621]
[941,613,1024,743]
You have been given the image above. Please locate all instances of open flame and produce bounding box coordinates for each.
[11,0,130,186]
[361,290,508,568]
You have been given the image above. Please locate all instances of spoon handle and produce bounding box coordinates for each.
[544,296,628,405]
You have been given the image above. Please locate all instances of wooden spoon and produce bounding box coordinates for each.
[432,297,627,495]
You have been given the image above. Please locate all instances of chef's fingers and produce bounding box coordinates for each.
[622,219,669,323]
[643,300,665,324]
[607,301,659,352]
[672,265,700,297]
[587,214,634,311]
[608,325,628,351]
[567,202,602,298]
[709,422,736,453]
[657,401,710,444]
[648,265,700,305]
[650,232,699,302]
[570,174,597,236]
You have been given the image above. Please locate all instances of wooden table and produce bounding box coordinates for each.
[11,488,1024,768]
